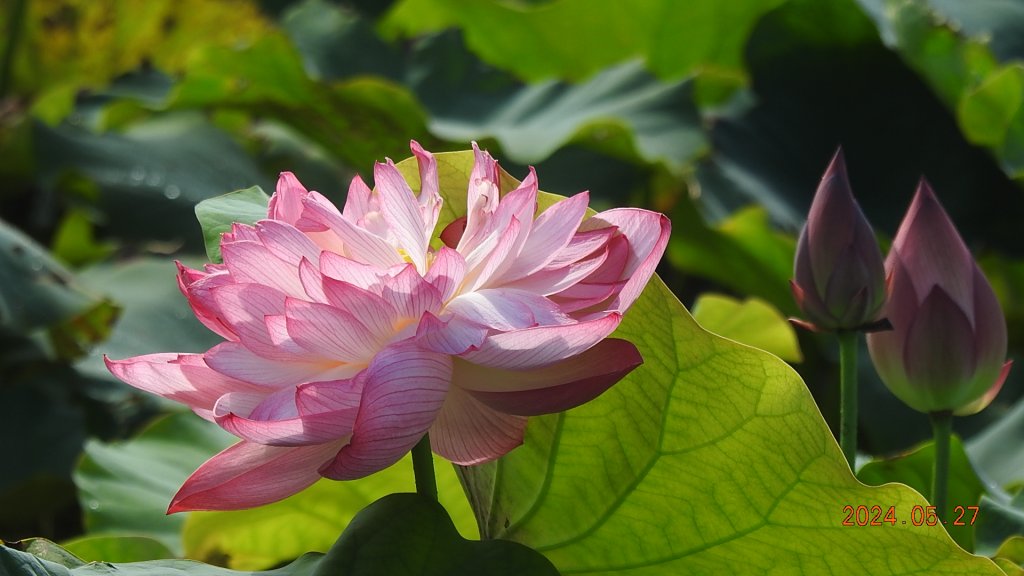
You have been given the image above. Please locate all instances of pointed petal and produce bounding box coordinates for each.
[176,262,238,341]
[214,383,360,447]
[551,279,625,313]
[342,174,374,221]
[579,208,670,312]
[415,312,488,355]
[805,150,858,293]
[268,172,308,225]
[204,342,355,386]
[376,160,429,272]
[410,140,442,237]
[576,233,628,285]
[892,180,975,314]
[302,191,405,269]
[866,265,914,400]
[378,264,443,322]
[445,288,570,331]
[882,255,919,336]
[424,246,467,302]
[297,258,328,303]
[429,385,527,465]
[504,191,590,279]
[902,287,976,410]
[319,276,398,338]
[319,251,386,291]
[285,298,382,362]
[485,171,538,282]
[168,439,345,512]
[209,283,291,357]
[463,217,521,292]
[222,222,260,244]
[459,313,622,369]
[454,337,640,393]
[823,243,870,320]
[254,220,321,266]
[545,226,616,269]
[221,240,306,298]
[459,143,501,251]
[318,343,451,480]
[104,353,261,412]
[501,247,609,296]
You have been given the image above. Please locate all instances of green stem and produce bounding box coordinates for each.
[837,331,858,469]
[0,0,28,98]
[930,411,953,522]
[411,434,437,501]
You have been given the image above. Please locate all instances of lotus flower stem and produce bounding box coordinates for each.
[412,434,438,502]
[838,331,858,469]
[930,411,952,522]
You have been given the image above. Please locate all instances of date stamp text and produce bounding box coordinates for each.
[842,505,978,527]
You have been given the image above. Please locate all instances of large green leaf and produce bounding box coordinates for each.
[312,494,558,576]
[858,436,984,550]
[395,149,1000,574]
[381,0,785,88]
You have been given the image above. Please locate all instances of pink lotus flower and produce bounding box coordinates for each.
[106,142,669,511]
[866,180,1011,415]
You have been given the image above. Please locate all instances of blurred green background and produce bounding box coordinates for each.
[4,0,1024,561]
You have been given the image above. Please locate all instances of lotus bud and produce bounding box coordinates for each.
[867,180,1012,415]
[791,149,886,331]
